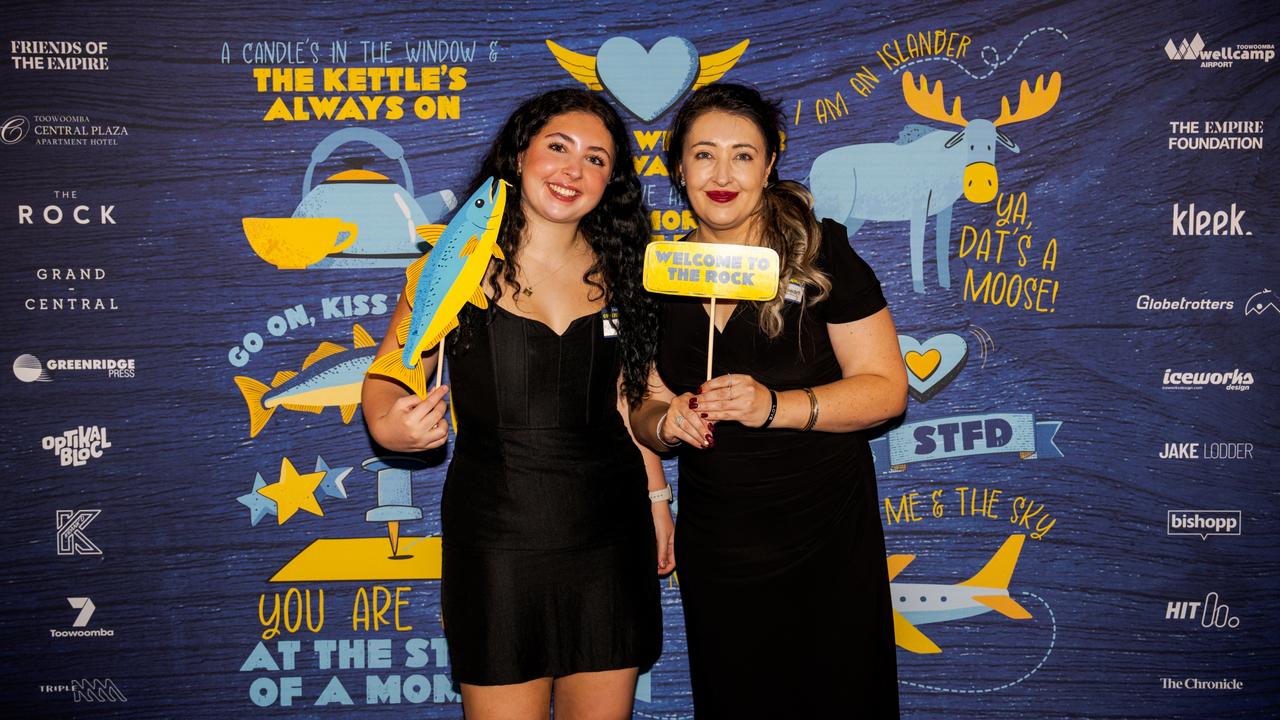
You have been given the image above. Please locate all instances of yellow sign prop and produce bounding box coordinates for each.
[643,241,781,379]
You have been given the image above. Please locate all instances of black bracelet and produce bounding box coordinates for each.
[761,389,778,428]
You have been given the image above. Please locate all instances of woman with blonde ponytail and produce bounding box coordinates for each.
[630,83,907,718]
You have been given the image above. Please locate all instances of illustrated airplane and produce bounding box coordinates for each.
[889,534,1032,654]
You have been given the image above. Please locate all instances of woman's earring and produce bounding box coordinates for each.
[678,176,686,187]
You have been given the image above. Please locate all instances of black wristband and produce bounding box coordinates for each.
[761,389,778,428]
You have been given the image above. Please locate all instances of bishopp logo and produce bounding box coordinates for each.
[56,509,101,556]
[43,426,111,466]
[1165,592,1240,628]
[51,597,115,638]
[547,36,749,122]
[1164,33,1276,67]
[1,115,31,144]
[1167,510,1241,540]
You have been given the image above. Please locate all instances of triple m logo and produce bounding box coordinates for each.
[1165,592,1240,629]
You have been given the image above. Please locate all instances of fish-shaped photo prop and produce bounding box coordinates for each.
[367,177,508,398]
[234,324,378,438]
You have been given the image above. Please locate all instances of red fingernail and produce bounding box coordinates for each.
[689,397,699,409]
[706,435,716,447]
[700,412,708,418]
[708,421,716,430]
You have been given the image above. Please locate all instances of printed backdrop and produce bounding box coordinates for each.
[2,0,1278,717]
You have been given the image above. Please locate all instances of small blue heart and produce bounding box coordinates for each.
[899,333,968,402]
[596,36,697,122]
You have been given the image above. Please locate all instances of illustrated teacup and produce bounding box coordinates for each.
[242,217,358,269]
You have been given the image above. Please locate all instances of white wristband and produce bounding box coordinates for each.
[649,484,673,503]
[655,411,680,447]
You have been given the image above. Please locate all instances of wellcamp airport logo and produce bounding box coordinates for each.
[1167,510,1241,540]
[51,597,114,638]
[1164,33,1275,68]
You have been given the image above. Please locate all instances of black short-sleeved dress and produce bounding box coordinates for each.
[657,220,899,718]
[440,302,661,685]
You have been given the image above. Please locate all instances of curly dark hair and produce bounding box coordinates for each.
[452,88,658,406]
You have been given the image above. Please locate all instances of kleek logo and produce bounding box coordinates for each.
[1136,294,1233,311]
[1,115,31,144]
[39,679,127,702]
[1164,33,1276,67]
[56,509,101,556]
[1171,202,1250,236]
[1161,677,1244,690]
[43,426,111,466]
[1167,120,1264,151]
[1244,288,1279,317]
[1165,592,1239,628]
[12,354,135,381]
[1167,510,1241,540]
[1159,441,1254,460]
[1161,368,1253,391]
[51,597,114,638]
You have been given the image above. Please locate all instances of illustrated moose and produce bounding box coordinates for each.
[808,71,1061,293]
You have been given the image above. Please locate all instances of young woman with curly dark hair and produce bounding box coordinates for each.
[362,88,669,720]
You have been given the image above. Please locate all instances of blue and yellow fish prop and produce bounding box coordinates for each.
[234,324,378,438]
[367,177,508,398]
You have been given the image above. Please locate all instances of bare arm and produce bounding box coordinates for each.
[361,293,450,452]
[619,377,676,574]
[630,364,714,453]
[697,307,907,431]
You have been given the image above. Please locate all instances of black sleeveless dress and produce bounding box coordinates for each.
[656,220,899,718]
[440,302,662,685]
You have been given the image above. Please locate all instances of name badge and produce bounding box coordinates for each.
[784,281,805,304]
[601,307,619,338]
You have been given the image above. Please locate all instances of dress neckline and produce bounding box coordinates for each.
[492,302,599,338]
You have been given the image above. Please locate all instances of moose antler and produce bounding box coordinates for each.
[902,71,966,127]
[993,72,1061,127]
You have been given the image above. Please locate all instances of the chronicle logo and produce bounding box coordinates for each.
[43,426,111,466]
[56,509,101,556]
[1171,202,1250,236]
[1,115,31,144]
[12,354,136,382]
[1160,677,1244,690]
[1244,288,1279,317]
[1164,33,1276,68]
[1136,294,1233,311]
[1161,369,1253,391]
[38,679,127,703]
[51,597,114,638]
[1167,510,1241,539]
[1165,592,1239,628]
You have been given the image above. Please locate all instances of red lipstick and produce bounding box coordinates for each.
[706,191,738,203]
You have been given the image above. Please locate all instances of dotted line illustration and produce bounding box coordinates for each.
[892,28,1070,80]
[900,591,1056,694]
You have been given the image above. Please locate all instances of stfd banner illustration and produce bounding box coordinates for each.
[1,1,1277,717]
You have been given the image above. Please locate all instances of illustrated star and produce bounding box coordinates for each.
[257,457,325,524]
[313,456,353,500]
[236,472,278,527]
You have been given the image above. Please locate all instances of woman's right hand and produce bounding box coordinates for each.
[660,392,714,449]
[372,384,451,452]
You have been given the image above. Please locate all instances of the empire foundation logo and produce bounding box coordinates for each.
[50,597,115,638]
[1167,120,1263,151]
[1161,368,1253,391]
[43,426,111,466]
[1164,33,1275,68]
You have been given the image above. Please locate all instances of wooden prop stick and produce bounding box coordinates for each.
[706,297,716,381]
[434,336,446,389]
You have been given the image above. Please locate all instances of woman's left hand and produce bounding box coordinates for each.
[652,502,676,574]
[698,373,771,428]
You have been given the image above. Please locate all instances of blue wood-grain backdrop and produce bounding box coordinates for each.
[1,0,1277,717]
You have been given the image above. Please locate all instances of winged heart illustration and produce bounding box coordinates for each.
[547,36,749,122]
[898,333,968,402]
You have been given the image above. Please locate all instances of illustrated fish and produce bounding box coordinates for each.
[367,177,507,398]
[234,324,378,438]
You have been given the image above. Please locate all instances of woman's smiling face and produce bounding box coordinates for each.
[518,111,614,227]
[679,110,775,238]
